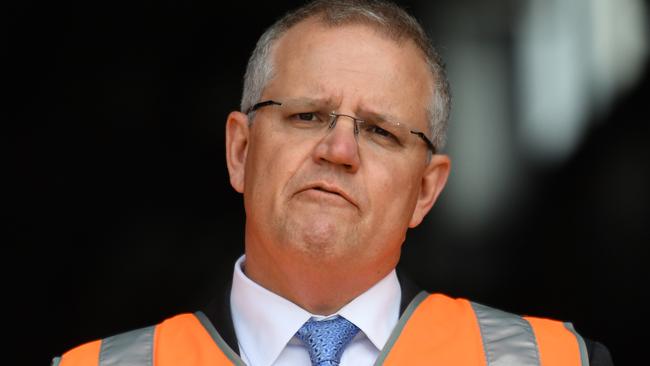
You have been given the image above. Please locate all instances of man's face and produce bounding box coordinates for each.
[227,19,449,271]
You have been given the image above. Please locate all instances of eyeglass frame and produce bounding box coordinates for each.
[245,100,437,154]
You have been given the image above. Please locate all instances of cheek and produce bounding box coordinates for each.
[244,134,309,205]
[243,136,279,208]
[365,163,419,223]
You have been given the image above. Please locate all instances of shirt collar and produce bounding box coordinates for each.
[337,267,401,350]
[230,255,401,366]
[231,255,312,366]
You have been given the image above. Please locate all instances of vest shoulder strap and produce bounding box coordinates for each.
[56,325,155,366]
[55,313,242,366]
[378,292,487,365]
[377,292,587,366]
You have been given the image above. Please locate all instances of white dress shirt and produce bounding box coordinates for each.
[230,255,401,366]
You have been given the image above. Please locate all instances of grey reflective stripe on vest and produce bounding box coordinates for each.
[471,302,541,366]
[564,322,590,366]
[374,291,429,365]
[51,356,62,366]
[99,325,155,366]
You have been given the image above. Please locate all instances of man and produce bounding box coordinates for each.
[53,1,613,365]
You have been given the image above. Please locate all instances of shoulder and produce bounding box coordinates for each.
[52,314,198,366]
[52,324,156,366]
[414,293,614,366]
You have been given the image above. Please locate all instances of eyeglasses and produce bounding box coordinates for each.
[245,98,436,155]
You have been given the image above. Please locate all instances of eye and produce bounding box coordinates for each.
[365,124,399,142]
[368,125,392,137]
[288,111,328,127]
[360,121,405,148]
[297,112,317,121]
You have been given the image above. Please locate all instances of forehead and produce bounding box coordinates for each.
[264,19,433,128]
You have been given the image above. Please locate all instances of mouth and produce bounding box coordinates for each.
[298,183,358,209]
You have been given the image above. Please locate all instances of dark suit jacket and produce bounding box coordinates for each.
[201,271,614,365]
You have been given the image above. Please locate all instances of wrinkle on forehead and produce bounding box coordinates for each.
[282,94,342,110]
[281,92,396,118]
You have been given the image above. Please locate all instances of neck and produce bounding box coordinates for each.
[244,241,398,315]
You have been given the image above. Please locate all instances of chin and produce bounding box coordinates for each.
[285,214,357,259]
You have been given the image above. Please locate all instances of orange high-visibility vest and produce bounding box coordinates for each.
[53,292,588,366]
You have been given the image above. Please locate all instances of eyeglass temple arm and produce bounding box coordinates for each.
[245,100,282,114]
[410,131,436,154]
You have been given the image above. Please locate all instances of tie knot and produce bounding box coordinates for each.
[295,316,360,366]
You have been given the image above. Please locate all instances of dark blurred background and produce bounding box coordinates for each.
[9,0,648,364]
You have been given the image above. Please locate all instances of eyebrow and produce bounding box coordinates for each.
[283,96,339,109]
[283,96,408,126]
[355,106,404,126]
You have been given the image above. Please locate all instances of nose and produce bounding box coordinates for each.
[312,114,361,172]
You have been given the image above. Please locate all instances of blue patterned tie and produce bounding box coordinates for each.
[295,316,361,366]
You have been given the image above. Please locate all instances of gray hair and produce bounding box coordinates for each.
[241,0,451,151]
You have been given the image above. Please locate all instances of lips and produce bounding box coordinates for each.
[298,182,358,208]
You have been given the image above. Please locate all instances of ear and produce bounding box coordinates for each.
[409,154,451,228]
[225,111,250,193]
